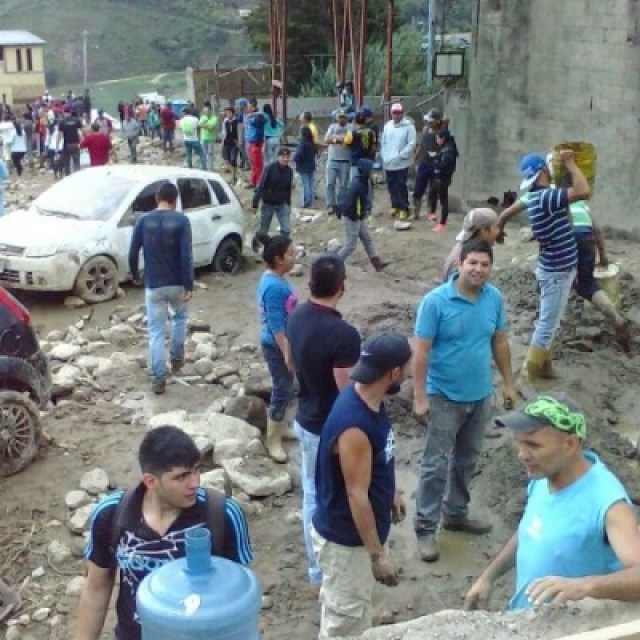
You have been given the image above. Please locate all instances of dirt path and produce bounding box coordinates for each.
[2,162,640,639]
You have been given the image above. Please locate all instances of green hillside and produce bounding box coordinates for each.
[0,0,256,87]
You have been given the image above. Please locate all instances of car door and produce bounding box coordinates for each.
[115,180,168,277]
[177,177,215,266]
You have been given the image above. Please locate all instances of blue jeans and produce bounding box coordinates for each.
[414,394,492,536]
[145,286,189,381]
[261,343,294,420]
[259,203,291,237]
[299,172,314,207]
[338,217,376,260]
[162,127,175,150]
[385,167,409,211]
[325,160,350,208]
[532,266,576,349]
[294,421,322,583]
[184,140,206,169]
[264,137,280,165]
[349,165,372,212]
[201,140,214,170]
[413,162,434,200]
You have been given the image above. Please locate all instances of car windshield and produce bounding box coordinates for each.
[32,172,138,221]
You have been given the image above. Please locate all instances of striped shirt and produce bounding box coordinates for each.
[522,187,577,271]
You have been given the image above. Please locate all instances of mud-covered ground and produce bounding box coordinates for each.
[1,145,640,640]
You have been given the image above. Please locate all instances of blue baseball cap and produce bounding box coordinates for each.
[360,105,373,117]
[519,153,547,191]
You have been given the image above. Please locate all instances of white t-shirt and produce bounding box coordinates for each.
[180,115,200,142]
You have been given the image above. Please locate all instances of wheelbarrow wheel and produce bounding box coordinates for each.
[0,391,42,477]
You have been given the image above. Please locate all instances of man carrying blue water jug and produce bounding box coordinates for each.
[72,426,253,640]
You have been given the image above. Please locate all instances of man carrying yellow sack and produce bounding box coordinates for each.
[499,149,590,383]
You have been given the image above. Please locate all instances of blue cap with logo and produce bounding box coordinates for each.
[519,153,547,191]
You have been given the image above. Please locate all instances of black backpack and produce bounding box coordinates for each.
[109,487,228,558]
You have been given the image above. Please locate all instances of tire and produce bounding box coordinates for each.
[73,256,118,303]
[212,237,242,274]
[0,390,41,477]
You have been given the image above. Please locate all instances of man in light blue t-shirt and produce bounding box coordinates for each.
[465,392,640,610]
[412,238,517,563]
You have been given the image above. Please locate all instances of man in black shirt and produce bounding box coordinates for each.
[286,254,361,583]
[251,146,294,238]
[72,426,253,640]
[57,110,84,175]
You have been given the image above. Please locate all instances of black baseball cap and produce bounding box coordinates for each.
[350,332,412,384]
[495,392,587,439]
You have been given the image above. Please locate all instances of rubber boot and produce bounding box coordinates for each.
[520,345,549,383]
[591,290,631,351]
[265,418,287,463]
[413,197,422,220]
[370,256,389,272]
[540,347,557,380]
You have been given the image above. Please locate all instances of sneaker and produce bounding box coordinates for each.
[170,357,185,374]
[396,209,409,220]
[432,223,446,232]
[151,378,166,395]
[327,207,335,216]
[417,534,439,562]
[442,515,492,535]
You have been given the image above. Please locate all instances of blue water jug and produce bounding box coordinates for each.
[136,527,261,639]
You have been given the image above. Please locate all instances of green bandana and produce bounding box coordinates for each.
[524,395,587,438]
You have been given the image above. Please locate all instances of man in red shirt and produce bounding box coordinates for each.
[80,123,114,167]
[160,104,177,152]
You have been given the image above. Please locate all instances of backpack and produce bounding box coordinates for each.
[110,487,228,558]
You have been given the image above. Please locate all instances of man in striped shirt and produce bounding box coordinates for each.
[498,149,590,382]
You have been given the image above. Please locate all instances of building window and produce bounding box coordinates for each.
[0,47,4,62]
[26,48,33,71]
[16,49,23,72]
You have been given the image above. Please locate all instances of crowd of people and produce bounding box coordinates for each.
[2,88,637,639]
[114,141,639,640]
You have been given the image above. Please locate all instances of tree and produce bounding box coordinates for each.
[246,0,400,96]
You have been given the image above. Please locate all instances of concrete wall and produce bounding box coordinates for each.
[458,0,640,229]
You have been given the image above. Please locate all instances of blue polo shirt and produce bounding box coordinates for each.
[415,276,506,402]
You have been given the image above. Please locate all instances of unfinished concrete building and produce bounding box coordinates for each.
[450,0,640,230]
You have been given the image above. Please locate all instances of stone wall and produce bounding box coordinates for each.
[457,0,640,229]
[337,600,640,640]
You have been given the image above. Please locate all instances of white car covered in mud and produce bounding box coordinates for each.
[0,166,247,303]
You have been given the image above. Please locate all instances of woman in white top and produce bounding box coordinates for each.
[7,120,27,176]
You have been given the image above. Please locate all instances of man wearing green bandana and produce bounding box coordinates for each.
[465,392,640,610]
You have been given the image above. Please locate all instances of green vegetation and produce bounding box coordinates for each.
[0,0,256,86]
[0,0,470,100]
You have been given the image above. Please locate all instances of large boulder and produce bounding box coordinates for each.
[224,395,268,432]
[221,457,292,497]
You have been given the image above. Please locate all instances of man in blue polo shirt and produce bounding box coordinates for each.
[498,148,590,382]
[465,393,640,611]
[412,238,517,562]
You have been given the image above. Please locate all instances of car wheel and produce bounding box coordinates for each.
[73,256,118,303]
[0,390,41,477]
[212,237,242,274]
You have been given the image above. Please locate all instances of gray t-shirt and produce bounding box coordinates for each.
[325,123,351,162]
